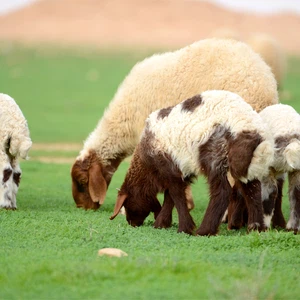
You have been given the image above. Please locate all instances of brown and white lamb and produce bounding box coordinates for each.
[110,90,274,236]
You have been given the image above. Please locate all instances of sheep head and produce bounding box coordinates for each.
[71,151,107,209]
[71,150,124,209]
[110,191,162,227]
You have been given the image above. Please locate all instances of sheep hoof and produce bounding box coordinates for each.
[177,227,194,235]
[195,228,218,236]
[285,226,299,235]
[0,202,16,210]
[153,217,172,229]
[227,223,243,230]
[178,221,196,235]
[247,222,265,232]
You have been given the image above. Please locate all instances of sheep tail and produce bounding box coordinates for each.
[283,139,300,170]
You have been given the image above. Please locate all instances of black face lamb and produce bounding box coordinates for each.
[110,90,274,235]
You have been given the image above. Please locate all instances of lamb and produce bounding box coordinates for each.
[109,90,275,236]
[0,93,32,209]
[228,104,300,233]
[71,38,278,210]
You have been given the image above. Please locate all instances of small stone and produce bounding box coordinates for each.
[98,248,128,257]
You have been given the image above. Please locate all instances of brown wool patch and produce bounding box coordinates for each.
[13,172,21,186]
[157,106,173,119]
[2,168,12,183]
[275,134,300,148]
[181,94,203,112]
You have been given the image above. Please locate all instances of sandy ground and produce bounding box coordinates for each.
[0,0,299,55]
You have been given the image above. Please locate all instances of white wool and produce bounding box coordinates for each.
[0,93,32,159]
[80,38,278,164]
[259,104,300,231]
[0,93,32,209]
[260,104,300,172]
[146,90,273,180]
[259,104,300,139]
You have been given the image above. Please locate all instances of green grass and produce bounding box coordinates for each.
[1,43,300,299]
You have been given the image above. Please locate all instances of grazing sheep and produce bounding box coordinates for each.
[110,90,274,236]
[71,38,278,210]
[0,93,32,209]
[228,104,300,233]
[246,34,286,88]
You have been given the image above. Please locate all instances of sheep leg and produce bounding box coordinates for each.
[287,171,300,233]
[152,197,163,219]
[237,179,265,232]
[196,176,231,236]
[272,177,286,228]
[227,184,247,230]
[168,185,195,235]
[261,176,277,228]
[154,190,174,229]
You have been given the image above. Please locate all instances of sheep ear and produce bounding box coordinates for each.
[110,194,127,220]
[88,161,107,204]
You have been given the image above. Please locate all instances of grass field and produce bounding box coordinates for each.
[0,43,300,300]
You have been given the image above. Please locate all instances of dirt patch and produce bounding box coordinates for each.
[0,0,299,55]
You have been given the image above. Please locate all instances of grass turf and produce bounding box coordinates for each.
[0,43,300,299]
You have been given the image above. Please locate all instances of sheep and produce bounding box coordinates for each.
[228,104,300,233]
[71,38,279,210]
[109,90,275,236]
[0,93,32,210]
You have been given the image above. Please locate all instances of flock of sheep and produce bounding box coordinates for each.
[2,34,300,235]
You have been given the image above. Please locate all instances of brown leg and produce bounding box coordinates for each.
[287,171,300,233]
[154,190,174,229]
[196,176,231,236]
[228,184,247,230]
[152,197,163,219]
[272,177,286,228]
[168,185,196,235]
[237,179,265,232]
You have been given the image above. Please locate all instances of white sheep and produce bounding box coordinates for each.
[110,90,275,235]
[71,38,279,210]
[260,104,300,232]
[0,93,32,209]
[228,104,300,233]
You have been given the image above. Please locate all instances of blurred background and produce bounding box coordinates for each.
[0,0,299,162]
[0,0,299,54]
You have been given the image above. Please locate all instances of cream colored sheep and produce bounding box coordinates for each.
[71,38,278,210]
[0,93,32,209]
